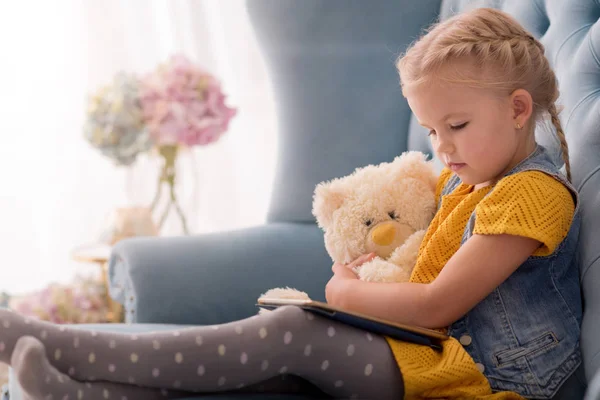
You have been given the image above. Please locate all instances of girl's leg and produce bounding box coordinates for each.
[12,336,190,400]
[12,336,325,400]
[3,306,404,399]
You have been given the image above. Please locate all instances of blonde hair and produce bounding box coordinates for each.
[398,8,571,181]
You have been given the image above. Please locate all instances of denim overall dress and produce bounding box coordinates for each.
[439,145,582,398]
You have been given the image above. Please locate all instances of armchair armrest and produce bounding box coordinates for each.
[108,222,331,325]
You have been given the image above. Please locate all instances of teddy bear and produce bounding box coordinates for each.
[259,151,438,303]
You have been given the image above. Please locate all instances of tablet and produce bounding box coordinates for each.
[257,297,448,351]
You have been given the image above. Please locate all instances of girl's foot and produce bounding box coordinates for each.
[11,336,186,400]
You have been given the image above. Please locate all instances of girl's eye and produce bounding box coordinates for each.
[365,219,373,227]
[450,122,469,130]
[388,211,397,219]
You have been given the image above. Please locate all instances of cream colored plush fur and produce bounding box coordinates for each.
[259,151,437,305]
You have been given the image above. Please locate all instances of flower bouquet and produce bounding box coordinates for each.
[84,55,237,234]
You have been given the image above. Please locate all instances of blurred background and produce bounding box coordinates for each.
[0,1,277,304]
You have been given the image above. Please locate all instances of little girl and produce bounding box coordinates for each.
[2,8,584,400]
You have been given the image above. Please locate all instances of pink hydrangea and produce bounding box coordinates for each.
[140,55,237,147]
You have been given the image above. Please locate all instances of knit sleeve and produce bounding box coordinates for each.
[473,171,575,256]
[435,168,454,205]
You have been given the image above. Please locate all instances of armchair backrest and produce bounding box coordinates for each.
[247,0,600,384]
[246,0,441,223]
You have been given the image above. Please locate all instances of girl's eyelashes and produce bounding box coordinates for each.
[450,121,469,130]
[427,122,468,136]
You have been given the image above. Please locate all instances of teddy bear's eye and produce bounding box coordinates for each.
[365,219,373,227]
[388,211,397,219]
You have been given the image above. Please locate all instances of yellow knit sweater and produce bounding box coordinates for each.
[385,168,574,399]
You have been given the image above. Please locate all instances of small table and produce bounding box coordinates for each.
[71,244,123,323]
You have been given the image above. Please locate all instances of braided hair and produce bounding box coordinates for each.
[397,8,570,181]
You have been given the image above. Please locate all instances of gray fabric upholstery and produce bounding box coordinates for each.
[109,223,332,325]
[247,0,442,223]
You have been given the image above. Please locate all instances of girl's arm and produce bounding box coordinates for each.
[339,233,540,329]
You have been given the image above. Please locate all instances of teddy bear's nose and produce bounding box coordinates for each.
[371,223,395,246]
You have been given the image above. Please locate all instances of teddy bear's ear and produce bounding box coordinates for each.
[312,179,346,230]
[391,151,437,192]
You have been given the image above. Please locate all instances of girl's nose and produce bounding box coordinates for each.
[435,135,454,154]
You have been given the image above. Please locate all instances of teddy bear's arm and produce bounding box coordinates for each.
[356,257,412,283]
[387,229,427,271]
[356,230,427,283]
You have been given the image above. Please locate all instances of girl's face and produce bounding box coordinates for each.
[406,80,530,188]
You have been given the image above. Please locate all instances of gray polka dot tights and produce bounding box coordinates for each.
[3,306,404,399]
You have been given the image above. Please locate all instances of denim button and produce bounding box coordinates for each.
[459,335,472,346]
[476,363,485,373]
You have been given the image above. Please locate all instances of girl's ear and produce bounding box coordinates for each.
[312,179,346,230]
[510,88,534,128]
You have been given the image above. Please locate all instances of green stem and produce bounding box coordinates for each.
[149,171,163,213]
[150,145,190,235]
[170,180,189,235]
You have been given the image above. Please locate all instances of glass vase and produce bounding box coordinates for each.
[149,145,191,235]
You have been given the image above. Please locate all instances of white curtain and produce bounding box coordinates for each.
[0,1,277,294]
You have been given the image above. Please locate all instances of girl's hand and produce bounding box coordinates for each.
[325,253,376,307]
